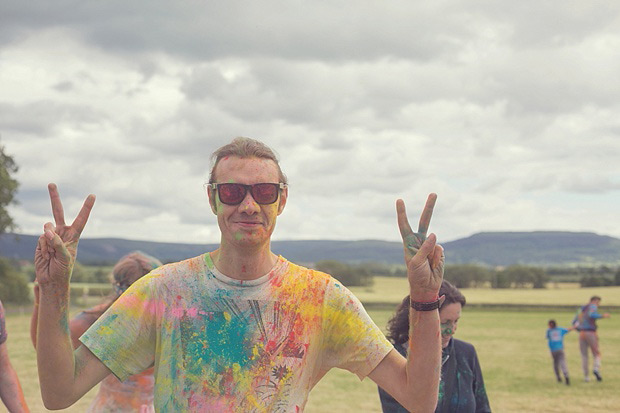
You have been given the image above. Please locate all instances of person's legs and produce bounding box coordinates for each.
[579,332,589,381]
[558,350,570,385]
[551,351,561,381]
[587,332,602,381]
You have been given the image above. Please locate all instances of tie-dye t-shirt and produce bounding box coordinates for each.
[81,254,392,412]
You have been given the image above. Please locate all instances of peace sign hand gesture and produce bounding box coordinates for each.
[34,184,95,287]
[396,193,444,302]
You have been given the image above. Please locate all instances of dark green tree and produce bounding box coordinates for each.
[531,267,549,289]
[492,271,511,288]
[503,265,535,288]
[0,258,30,303]
[69,261,95,283]
[315,260,374,287]
[0,140,19,235]
[444,264,492,288]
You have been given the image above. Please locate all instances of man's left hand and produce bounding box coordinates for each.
[396,194,444,302]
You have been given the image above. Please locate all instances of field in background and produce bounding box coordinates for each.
[350,276,620,308]
[306,308,620,412]
[6,280,619,412]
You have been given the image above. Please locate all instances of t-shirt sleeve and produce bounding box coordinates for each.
[80,275,160,381]
[589,305,603,319]
[320,280,393,380]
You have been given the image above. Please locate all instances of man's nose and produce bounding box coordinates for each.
[239,191,260,213]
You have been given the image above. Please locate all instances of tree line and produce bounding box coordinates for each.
[1,140,620,303]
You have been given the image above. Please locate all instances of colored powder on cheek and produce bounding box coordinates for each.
[441,321,455,336]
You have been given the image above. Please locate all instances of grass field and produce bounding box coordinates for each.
[5,280,619,412]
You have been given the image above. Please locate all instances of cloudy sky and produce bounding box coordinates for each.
[2,1,620,246]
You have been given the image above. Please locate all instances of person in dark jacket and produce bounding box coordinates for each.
[378,280,491,413]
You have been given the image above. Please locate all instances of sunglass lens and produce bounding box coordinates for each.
[253,184,278,204]
[219,184,245,204]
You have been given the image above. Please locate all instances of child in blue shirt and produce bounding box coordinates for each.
[546,319,573,385]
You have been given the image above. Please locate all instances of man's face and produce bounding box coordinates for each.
[208,156,287,249]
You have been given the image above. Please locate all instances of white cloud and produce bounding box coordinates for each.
[2,1,620,245]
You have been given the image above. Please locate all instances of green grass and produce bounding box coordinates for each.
[5,282,620,412]
[305,308,620,413]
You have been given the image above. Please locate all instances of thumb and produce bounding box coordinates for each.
[46,230,72,262]
[413,233,437,264]
[416,234,437,258]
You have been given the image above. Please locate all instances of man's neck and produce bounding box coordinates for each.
[211,244,277,281]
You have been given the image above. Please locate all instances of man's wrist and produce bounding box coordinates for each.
[409,289,440,303]
[410,295,445,311]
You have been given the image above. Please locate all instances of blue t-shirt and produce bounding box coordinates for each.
[546,327,568,351]
[573,304,603,331]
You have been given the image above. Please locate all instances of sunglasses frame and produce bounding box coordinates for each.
[208,182,286,205]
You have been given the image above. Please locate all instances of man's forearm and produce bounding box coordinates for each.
[0,368,29,412]
[406,307,441,412]
[36,283,81,408]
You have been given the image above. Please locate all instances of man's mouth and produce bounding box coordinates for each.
[236,221,262,226]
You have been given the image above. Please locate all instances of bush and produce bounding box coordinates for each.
[445,264,492,288]
[492,271,512,289]
[580,275,613,287]
[0,258,30,304]
[70,261,95,283]
[315,260,374,287]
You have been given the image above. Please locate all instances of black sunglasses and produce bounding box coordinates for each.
[210,183,286,205]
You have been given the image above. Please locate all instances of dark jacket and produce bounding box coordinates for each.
[378,339,491,413]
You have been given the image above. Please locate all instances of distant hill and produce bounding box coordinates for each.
[2,231,620,267]
[445,231,620,267]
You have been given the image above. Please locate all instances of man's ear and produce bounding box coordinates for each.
[207,186,218,215]
[277,186,288,215]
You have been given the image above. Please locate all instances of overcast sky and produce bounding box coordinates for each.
[2,1,620,246]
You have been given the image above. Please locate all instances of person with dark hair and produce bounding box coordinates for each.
[546,319,572,385]
[0,299,29,412]
[572,296,611,382]
[31,251,162,412]
[33,137,445,412]
[378,280,490,413]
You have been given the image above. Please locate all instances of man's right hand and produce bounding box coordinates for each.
[34,183,95,287]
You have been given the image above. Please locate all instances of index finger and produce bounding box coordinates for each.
[71,194,96,235]
[396,199,414,240]
[417,193,437,236]
[48,183,66,227]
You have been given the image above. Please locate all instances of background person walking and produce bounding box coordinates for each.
[546,319,573,385]
[572,296,611,382]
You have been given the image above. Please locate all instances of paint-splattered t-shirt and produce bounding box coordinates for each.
[82,254,392,412]
[74,309,155,412]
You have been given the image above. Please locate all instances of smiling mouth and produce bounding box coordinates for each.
[237,221,263,226]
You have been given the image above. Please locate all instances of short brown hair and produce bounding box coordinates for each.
[209,137,287,184]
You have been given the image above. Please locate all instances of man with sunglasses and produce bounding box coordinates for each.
[34,137,444,412]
